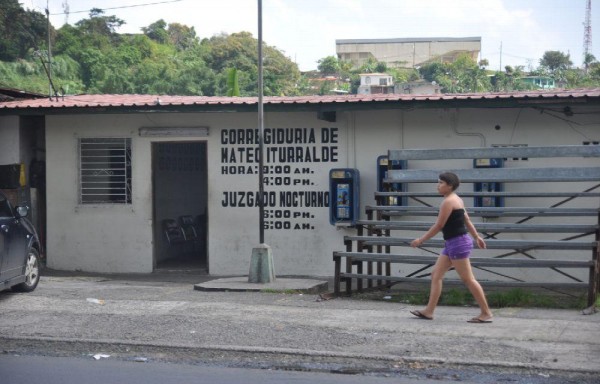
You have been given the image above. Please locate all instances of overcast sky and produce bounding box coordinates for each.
[24,0,599,72]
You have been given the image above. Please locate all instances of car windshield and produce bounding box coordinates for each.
[0,196,13,217]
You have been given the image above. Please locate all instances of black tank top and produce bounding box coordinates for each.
[442,209,468,240]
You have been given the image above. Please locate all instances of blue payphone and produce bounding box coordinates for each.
[473,158,504,208]
[376,155,407,206]
[329,168,360,225]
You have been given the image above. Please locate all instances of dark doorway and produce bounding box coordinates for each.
[152,142,208,272]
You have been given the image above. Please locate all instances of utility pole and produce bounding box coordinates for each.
[248,0,275,284]
[257,0,265,244]
[499,41,502,72]
[46,1,52,98]
[583,0,592,72]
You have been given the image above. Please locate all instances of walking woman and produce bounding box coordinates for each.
[409,172,493,323]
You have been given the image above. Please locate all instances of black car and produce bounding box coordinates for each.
[0,190,41,292]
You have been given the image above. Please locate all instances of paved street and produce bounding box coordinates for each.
[0,273,599,382]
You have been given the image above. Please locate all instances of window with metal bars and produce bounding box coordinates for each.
[79,138,132,204]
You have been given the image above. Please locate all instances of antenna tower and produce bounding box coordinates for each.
[583,0,592,70]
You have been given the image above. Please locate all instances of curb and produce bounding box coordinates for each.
[2,335,599,375]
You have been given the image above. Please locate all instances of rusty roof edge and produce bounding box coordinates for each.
[0,89,599,114]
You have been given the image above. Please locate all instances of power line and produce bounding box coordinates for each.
[49,0,183,16]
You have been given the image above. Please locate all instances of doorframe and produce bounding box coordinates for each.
[151,141,208,271]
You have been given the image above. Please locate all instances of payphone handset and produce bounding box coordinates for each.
[329,168,360,225]
[335,183,351,219]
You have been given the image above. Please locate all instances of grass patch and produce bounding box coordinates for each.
[358,287,588,309]
[441,289,473,306]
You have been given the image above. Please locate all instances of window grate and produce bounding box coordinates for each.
[79,138,132,204]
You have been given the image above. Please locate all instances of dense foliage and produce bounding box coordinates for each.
[1,0,599,96]
[0,1,300,96]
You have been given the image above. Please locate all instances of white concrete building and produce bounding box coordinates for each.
[336,37,481,69]
[0,90,598,280]
[357,73,394,95]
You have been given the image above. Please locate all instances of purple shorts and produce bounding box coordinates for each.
[441,233,473,260]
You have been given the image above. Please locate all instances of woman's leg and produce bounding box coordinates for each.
[418,255,452,318]
[451,258,493,321]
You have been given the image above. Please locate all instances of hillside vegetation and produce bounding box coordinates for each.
[1,0,599,96]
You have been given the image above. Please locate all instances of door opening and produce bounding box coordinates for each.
[152,142,208,272]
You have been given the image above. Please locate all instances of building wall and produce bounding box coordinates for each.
[43,106,599,278]
[44,112,347,275]
[0,116,20,164]
[337,39,481,69]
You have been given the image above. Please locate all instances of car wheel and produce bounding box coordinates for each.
[13,248,40,292]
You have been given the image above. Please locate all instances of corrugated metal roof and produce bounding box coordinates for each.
[0,86,46,101]
[0,88,599,112]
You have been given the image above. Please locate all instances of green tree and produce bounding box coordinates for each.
[491,65,532,92]
[54,24,84,58]
[78,48,107,90]
[583,53,597,73]
[142,20,169,44]
[317,56,339,76]
[539,50,572,73]
[588,62,600,85]
[453,55,490,93]
[167,23,199,51]
[0,0,51,61]
[375,61,387,73]
[226,68,240,96]
[204,32,299,96]
[76,8,125,36]
[338,60,354,80]
[418,54,491,93]
[359,57,378,73]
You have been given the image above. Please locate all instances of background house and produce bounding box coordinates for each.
[357,73,395,94]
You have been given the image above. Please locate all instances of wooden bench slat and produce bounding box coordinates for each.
[333,252,594,268]
[344,236,598,250]
[387,145,600,161]
[355,220,599,233]
[367,206,596,214]
[339,273,589,288]
[385,167,600,183]
[381,211,595,218]
[375,191,600,198]
[365,206,598,217]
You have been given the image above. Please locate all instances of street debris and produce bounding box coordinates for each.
[581,305,597,315]
[315,292,335,302]
[86,298,105,305]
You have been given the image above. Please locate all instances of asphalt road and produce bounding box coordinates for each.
[1,355,430,384]
[1,273,599,383]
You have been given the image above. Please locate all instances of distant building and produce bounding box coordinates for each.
[357,73,394,95]
[358,75,441,95]
[395,80,441,95]
[336,37,481,69]
[519,76,556,89]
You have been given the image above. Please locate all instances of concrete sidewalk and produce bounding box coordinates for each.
[0,272,599,377]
